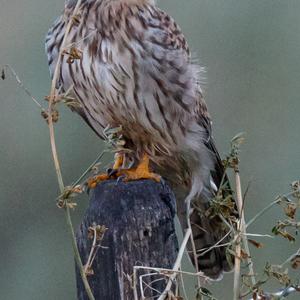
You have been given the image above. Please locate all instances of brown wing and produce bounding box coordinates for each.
[143,6,236,278]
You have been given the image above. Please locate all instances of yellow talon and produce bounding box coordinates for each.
[87,153,160,189]
[117,153,161,182]
[87,153,123,189]
[87,174,110,189]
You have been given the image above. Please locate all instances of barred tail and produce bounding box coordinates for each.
[188,204,234,280]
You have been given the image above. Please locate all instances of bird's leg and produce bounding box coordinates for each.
[87,153,124,188]
[117,153,161,182]
[112,152,124,169]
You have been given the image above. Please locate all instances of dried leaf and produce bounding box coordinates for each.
[63,47,83,64]
[264,263,291,286]
[272,226,278,235]
[240,249,250,259]
[88,224,108,241]
[84,265,94,276]
[72,185,83,195]
[231,132,246,146]
[276,195,291,204]
[291,180,300,200]
[248,239,264,249]
[277,230,295,242]
[104,125,123,135]
[284,203,297,219]
[1,68,5,80]
[291,255,300,269]
[66,201,77,209]
[41,109,59,123]
[196,287,217,300]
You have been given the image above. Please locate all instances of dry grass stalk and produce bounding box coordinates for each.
[45,1,95,299]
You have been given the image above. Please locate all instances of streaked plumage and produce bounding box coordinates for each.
[46,0,234,279]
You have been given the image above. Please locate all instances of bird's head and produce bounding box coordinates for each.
[66,0,155,8]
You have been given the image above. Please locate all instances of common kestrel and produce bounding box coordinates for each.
[46,0,234,279]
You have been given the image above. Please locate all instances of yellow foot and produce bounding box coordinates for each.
[117,153,161,182]
[87,174,110,189]
[87,153,160,188]
[87,153,124,189]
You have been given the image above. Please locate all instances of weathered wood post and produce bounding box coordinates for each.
[76,179,178,300]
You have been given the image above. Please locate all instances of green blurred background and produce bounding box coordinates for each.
[0,0,299,299]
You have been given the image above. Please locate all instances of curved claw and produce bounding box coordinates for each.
[117,153,161,182]
[87,152,161,189]
[87,174,110,189]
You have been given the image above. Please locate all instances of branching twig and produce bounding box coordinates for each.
[84,224,107,276]
[248,285,300,300]
[133,229,201,300]
[157,228,192,300]
[72,151,106,188]
[225,134,256,300]
[246,199,282,229]
[280,248,300,268]
[45,1,95,299]
[234,169,257,300]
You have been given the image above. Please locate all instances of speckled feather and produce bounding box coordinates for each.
[46,0,233,279]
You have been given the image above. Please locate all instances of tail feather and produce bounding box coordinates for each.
[175,137,236,280]
[176,195,234,280]
[189,205,234,280]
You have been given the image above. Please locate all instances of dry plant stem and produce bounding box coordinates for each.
[233,231,242,300]
[84,227,104,274]
[198,229,233,257]
[84,228,98,273]
[248,286,300,300]
[246,189,297,230]
[46,1,95,299]
[72,150,106,187]
[233,170,243,300]
[65,207,95,298]
[280,248,300,268]
[233,169,256,300]
[236,171,256,284]
[187,203,202,289]
[2,64,44,110]
[134,266,208,279]
[246,199,281,229]
[157,227,192,300]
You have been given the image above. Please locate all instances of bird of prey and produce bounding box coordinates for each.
[46,0,235,279]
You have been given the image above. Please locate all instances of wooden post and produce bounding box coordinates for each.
[76,179,178,300]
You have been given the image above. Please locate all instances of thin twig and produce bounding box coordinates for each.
[233,229,242,300]
[248,285,300,300]
[246,189,298,230]
[46,1,95,299]
[237,172,256,286]
[64,27,97,49]
[134,266,208,279]
[187,203,202,289]
[140,274,164,298]
[157,228,192,300]
[72,150,106,187]
[133,264,209,300]
[246,199,281,229]
[1,64,44,110]
[179,268,189,300]
[280,248,300,268]
[234,169,256,300]
[198,229,233,257]
[65,206,94,298]
[84,227,98,274]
